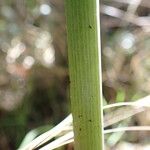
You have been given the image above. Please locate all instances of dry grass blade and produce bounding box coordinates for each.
[40,139,74,150]
[104,126,150,134]
[20,115,72,150]
[104,96,150,127]
[104,106,145,127]
[39,132,74,150]
[38,126,150,150]
[20,96,150,150]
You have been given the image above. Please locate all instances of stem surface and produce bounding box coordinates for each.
[65,0,104,149]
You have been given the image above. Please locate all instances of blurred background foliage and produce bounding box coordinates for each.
[0,0,149,149]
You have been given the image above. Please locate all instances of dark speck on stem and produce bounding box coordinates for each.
[88,25,92,29]
[78,115,82,118]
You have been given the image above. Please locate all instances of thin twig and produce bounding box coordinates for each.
[112,0,150,8]
[122,0,142,26]
[101,5,150,27]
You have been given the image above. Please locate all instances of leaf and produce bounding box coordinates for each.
[18,125,52,149]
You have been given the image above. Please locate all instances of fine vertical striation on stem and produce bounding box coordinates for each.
[65,0,104,150]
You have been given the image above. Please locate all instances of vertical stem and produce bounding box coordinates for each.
[65,0,104,150]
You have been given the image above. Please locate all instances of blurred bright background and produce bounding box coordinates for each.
[0,0,149,149]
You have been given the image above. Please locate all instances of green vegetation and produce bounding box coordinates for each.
[65,0,104,149]
[0,0,149,149]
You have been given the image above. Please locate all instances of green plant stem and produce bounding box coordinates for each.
[65,0,104,149]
